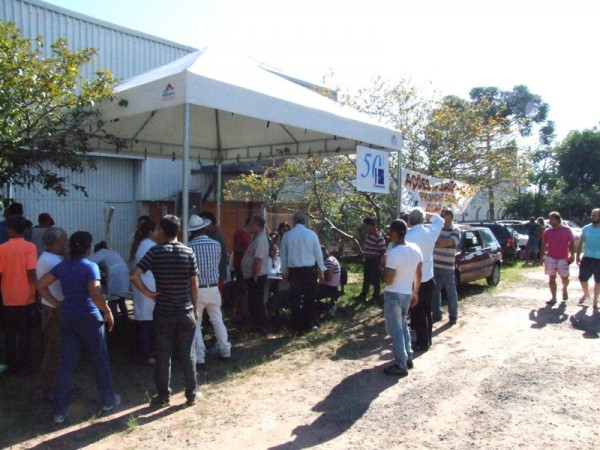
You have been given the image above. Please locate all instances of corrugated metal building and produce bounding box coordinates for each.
[1,0,204,257]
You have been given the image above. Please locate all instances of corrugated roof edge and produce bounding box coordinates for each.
[22,0,198,53]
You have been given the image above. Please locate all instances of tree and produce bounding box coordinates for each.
[224,155,399,251]
[0,21,126,197]
[550,128,600,219]
[422,95,481,180]
[339,76,436,172]
[467,85,552,219]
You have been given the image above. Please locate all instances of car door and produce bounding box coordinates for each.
[457,229,486,283]
[478,228,500,278]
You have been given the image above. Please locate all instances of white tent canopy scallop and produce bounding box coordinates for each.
[95,47,402,237]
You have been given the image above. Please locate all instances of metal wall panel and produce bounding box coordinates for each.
[1,0,208,259]
[12,157,137,259]
[1,0,196,81]
[140,159,206,201]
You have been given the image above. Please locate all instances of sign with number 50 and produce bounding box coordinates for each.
[355,146,390,194]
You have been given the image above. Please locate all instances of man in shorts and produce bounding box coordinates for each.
[540,211,575,305]
[576,208,600,309]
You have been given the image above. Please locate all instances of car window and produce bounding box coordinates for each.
[479,229,497,248]
[464,230,481,249]
[511,224,527,234]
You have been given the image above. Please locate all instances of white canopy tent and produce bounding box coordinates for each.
[97,48,402,238]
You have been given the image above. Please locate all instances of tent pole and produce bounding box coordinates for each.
[217,161,222,225]
[397,142,403,219]
[182,102,191,244]
[214,109,222,225]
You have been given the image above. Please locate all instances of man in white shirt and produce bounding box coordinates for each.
[280,212,326,335]
[36,227,68,400]
[241,215,270,334]
[406,208,443,351]
[383,219,422,376]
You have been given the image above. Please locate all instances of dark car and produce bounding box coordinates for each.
[455,225,503,286]
[465,222,520,259]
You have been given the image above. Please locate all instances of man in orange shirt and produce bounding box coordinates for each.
[0,215,38,374]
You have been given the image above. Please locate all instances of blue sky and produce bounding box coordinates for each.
[43,0,599,142]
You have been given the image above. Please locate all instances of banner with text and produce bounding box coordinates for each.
[355,146,390,194]
[402,169,477,215]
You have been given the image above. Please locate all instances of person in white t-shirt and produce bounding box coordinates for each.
[36,227,68,400]
[382,219,423,377]
[131,220,157,364]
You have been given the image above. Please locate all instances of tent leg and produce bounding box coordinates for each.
[182,102,190,243]
[217,160,222,225]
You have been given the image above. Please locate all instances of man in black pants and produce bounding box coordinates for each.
[406,208,443,351]
[131,215,200,407]
[280,212,327,335]
[356,217,387,302]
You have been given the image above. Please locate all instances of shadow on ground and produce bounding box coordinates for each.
[268,365,397,450]
[569,306,600,338]
[528,302,569,328]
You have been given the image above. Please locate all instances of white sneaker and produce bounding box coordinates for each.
[53,411,69,424]
[101,394,121,412]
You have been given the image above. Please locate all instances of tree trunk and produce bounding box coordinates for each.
[488,186,495,221]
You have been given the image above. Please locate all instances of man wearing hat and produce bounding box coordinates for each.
[188,214,231,366]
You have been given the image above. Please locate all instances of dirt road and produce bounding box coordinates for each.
[10,267,600,449]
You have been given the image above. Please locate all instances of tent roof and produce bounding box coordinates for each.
[96,48,401,162]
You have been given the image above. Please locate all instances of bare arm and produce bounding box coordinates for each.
[130,267,158,300]
[568,237,576,264]
[89,279,114,332]
[190,275,199,321]
[36,272,62,308]
[576,233,585,265]
[539,239,547,263]
[383,267,395,285]
[27,269,37,289]
[411,262,422,307]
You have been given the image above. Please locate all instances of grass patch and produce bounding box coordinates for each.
[125,415,139,433]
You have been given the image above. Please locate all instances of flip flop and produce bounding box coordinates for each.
[578,296,590,305]
[546,299,557,305]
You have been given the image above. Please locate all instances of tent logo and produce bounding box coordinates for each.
[162,83,175,101]
[391,135,398,147]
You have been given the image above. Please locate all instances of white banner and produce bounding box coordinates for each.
[402,168,477,215]
[355,146,390,194]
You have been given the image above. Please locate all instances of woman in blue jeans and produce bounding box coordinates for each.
[37,231,120,424]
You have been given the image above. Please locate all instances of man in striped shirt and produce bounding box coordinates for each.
[432,208,461,324]
[131,215,199,407]
[188,215,231,366]
[357,217,387,302]
[317,245,341,300]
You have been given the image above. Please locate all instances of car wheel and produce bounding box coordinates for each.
[486,263,500,286]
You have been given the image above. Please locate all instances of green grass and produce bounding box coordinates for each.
[125,415,139,433]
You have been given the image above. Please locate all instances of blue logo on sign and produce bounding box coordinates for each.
[360,152,386,189]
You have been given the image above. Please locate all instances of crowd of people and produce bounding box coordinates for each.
[0,205,343,424]
[1,201,598,424]
[364,207,600,378]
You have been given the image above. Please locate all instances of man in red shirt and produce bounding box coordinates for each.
[0,215,38,373]
[540,211,575,305]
